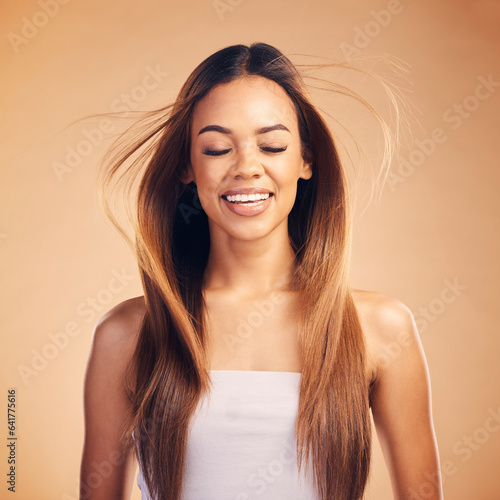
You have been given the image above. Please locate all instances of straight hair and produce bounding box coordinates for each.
[99,42,404,499]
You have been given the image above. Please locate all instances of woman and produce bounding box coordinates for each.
[80,42,443,500]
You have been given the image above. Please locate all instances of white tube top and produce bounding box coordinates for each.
[136,369,317,500]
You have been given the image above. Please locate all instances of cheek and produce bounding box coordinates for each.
[275,156,305,188]
[272,168,298,200]
[192,165,222,209]
[280,180,299,201]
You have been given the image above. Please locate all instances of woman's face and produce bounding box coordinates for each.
[186,75,312,242]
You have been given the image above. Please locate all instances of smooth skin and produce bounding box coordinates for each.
[81,76,443,499]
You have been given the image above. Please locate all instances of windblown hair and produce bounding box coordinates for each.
[98,42,404,500]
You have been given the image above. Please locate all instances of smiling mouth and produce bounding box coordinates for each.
[221,193,273,204]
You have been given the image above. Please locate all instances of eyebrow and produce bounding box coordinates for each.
[197,123,290,136]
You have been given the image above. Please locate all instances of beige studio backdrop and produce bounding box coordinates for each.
[1,0,499,499]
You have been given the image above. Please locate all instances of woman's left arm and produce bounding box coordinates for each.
[369,296,444,500]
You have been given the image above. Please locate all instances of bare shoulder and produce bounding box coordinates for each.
[351,288,420,380]
[88,295,146,389]
[92,295,146,348]
[81,296,147,496]
[351,288,415,343]
[351,289,442,498]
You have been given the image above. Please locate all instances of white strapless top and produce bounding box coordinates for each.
[136,369,317,500]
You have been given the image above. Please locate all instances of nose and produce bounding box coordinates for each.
[230,147,264,179]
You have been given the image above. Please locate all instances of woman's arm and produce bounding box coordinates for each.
[362,293,444,499]
[80,298,144,499]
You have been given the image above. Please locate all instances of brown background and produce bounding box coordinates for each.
[1,0,499,499]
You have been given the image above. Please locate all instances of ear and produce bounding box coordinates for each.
[299,148,313,180]
[180,162,195,185]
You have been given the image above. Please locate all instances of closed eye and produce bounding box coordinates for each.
[202,148,232,156]
[261,146,287,153]
[201,146,288,156]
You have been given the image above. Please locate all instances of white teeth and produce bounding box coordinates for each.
[225,193,271,203]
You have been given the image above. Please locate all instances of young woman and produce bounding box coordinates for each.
[80,42,443,500]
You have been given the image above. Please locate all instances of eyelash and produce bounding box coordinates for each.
[202,146,287,156]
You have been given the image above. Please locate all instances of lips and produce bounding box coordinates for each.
[221,187,274,204]
[222,187,273,197]
[220,187,274,216]
[225,193,272,203]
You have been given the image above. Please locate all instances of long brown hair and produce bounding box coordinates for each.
[99,42,402,500]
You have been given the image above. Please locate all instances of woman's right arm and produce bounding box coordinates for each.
[80,297,145,499]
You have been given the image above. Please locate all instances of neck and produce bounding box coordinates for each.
[202,223,297,296]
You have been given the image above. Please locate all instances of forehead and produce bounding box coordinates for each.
[191,76,298,130]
